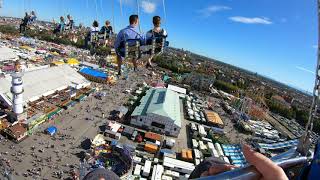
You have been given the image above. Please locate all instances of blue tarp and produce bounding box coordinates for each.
[222,144,247,167]
[111,140,118,146]
[46,126,57,136]
[160,149,175,155]
[79,67,108,79]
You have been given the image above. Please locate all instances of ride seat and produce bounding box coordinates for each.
[124,39,141,59]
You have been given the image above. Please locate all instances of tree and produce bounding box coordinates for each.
[266,99,295,119]
[214,80,239,94]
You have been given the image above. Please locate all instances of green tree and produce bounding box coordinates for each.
[214,80,239,94]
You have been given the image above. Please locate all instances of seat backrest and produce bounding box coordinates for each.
[126,39,141,47]
[124,39,141,59]
[147,29,167,44]
[90,31,99,42]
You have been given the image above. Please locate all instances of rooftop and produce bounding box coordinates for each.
[79,67,107,80]
[132,88,182,127]
[0,46,18,62]
[145,132,162,141]
[163,157,195,172]
[167,84,187,94]
[6,123,27,137]
[206,110,224,126]
[0,65,90,105]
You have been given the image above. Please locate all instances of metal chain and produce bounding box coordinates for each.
[297,0,320,155]
[306,0,320,137]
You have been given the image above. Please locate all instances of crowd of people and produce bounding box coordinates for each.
[114,15,168,75]
[53,14,74,34]
[84,20,114,49]
[19,11,37,33]
[19,12,168,76]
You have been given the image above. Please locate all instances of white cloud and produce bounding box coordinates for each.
[229,16,272,24]
[141,0,156,14]
[198,5,232,17]
[313,45,318,49]
[296,66,315,75]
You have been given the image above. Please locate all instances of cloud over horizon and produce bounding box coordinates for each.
[198,5,231,17]
[229,16,272,24]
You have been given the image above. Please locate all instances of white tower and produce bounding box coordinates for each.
[11,61,24,115]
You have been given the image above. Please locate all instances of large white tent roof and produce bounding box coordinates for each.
[0,46,18,62]
[0,65,90,106]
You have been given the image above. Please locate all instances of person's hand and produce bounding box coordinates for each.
[200,164,237,177]
[243,144,288,180]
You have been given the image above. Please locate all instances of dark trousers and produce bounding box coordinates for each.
[20,23,27,33]
[84,35,90,49]
[53,28,60,34]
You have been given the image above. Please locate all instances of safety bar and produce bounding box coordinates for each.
[195,155,308,180]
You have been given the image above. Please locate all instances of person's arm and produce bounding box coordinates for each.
[101,26,106,33]
[145,30,153,45]
[163,29,168,38]
[140,32,147,45]
[190,145,288,180]
[242,144,288,180]
[114,30,123,50]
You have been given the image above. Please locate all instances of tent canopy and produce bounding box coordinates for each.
[46,126,57,136]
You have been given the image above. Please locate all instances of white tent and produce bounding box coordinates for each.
[0,65,90,106]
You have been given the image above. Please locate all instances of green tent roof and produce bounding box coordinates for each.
[132,88,182,127]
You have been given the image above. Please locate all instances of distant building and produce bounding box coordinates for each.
[0,65,90,107]
[167,84,187,95]
[162,157,195,174]
[0,46,18,62]
[271,95,291,108]
[182,72,215,91]
[4,123,27,142]
[205,110,224,127]
[0,119,9,131]
[131,88,182,137]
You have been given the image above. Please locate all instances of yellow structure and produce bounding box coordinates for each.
[51,51,60,56]
[67,58,80,66]
[0,120,8,131]
[51,61,65,66]
[206,110,224,127]
[20,45,34,51]
[91,134,106,148]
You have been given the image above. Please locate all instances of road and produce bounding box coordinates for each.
[172,99,189,152]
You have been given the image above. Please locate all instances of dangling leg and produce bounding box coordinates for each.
[132,58,138,71]
[146,55,154,68]
[117,55,123,75]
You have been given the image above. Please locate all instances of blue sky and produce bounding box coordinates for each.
[0,0,318,92]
